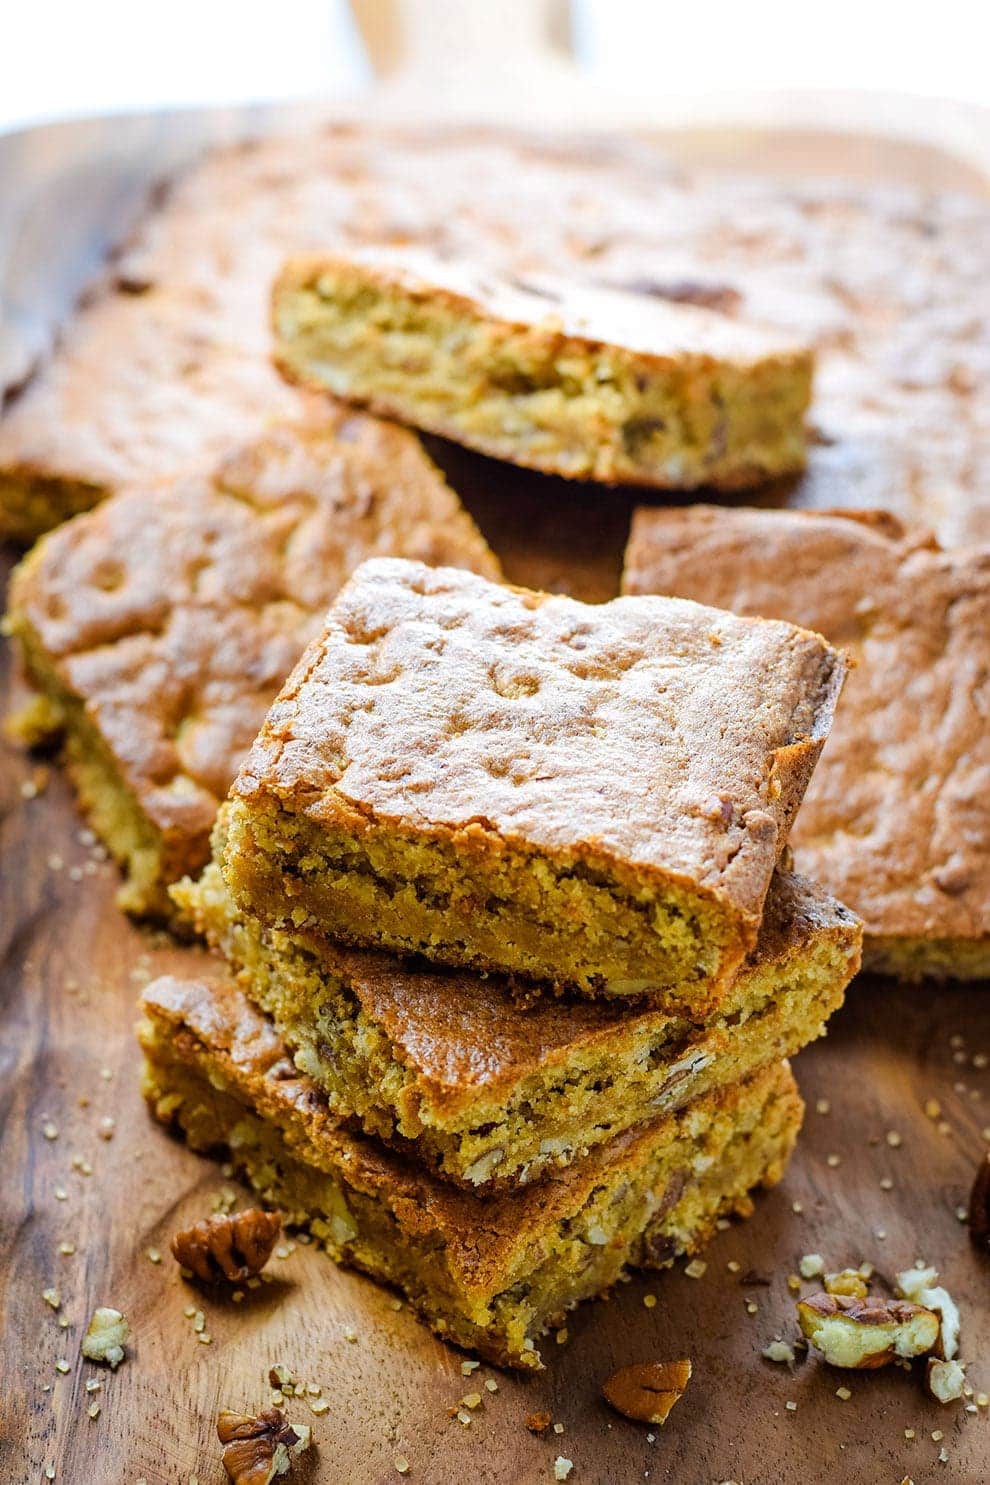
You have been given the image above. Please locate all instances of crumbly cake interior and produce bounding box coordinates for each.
[140,1000,801,1368]
[6,617,177,915]
[274,262,811,488]
[221,796,736,1006]
[175,860,854,1187]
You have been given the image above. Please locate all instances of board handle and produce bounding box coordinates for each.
[347,0,577,106]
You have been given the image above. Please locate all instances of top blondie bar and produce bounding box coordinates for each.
[273,247,813,490]
[220,559,844,1006]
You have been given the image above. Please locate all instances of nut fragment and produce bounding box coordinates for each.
[81,1307,130,1369]
[602,1360,692,1425]
[524,1411,552,1434]
[217,1407,311,1484]
[894,1267,960,1360]
[968,1154,990,1253]
[796,1293,939,1369]
[927,1358,967,1404]
[172,1209,282,1283]
[824,1269,869,1300]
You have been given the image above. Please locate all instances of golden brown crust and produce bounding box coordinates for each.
[228,558,844,956]
[139,971,798,1299]
[1,126,988,543]
[6,417,498,888]
[622,505,990,971]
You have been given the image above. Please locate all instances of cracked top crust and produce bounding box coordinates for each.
[1,126,988,543]
[8,416,498,868]
[231,557,845,931]
[139,970,797,1297]
[622,505,990,949]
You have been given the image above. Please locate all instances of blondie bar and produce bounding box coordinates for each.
[140,972,803,1369]
[622,506,990,979]
[273,248,813,490]
[220,558,844,1004]
[175,859,858,1187]
[5,417,498,915]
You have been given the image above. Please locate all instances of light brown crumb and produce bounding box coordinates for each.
[835,1387,852,1400]
[886,1131,903,1148]
[684,1259,707,1279]
[42,1288,61,1310]
[642,1294,657,1309]
[816,1099,831,1115]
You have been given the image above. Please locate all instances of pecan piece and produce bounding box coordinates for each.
[602,1359,692,1425]
[81,1306,130,1368]
[524,1411,552,1434]
[797,1292,939,1369]
[217,1407,311,1484]
[968,1152,990,1253]
[823,1269,869,1299]
[172,1209,282,1283]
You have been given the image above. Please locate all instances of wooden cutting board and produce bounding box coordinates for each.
[2,114,989,1485]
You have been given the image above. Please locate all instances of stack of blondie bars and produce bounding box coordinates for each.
[140,556,862,1368]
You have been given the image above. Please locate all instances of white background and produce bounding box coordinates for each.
[0,0,987,135]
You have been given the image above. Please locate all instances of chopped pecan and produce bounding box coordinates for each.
[968,1153,990,1253]
[797,1292,939,1369]
[602,1359,692,1425]
[172,1209,281,1283]
[894,1267,960,1360]
[81,1306,130,1368]
[217,1407,311,1484]
[927,1357,966,1404]
[823,1269,869,1299]
[524,1411,552,1434]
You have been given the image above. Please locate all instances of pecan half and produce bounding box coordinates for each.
[797,1292,939,1369]
[172,1209,282,1283]
[602,1360,692,1425]
[217,1407,311,1484]
[968,1153,990,1253]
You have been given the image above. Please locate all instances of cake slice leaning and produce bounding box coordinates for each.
[140,972,803,1370]
[173,859,859,1189]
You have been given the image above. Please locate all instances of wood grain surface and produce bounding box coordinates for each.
[2,113,990,1485]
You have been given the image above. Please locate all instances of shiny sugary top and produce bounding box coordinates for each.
[232,557,844,926]
[623,504,990,944]
[281,245,810,367]
[11,415,498,859]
